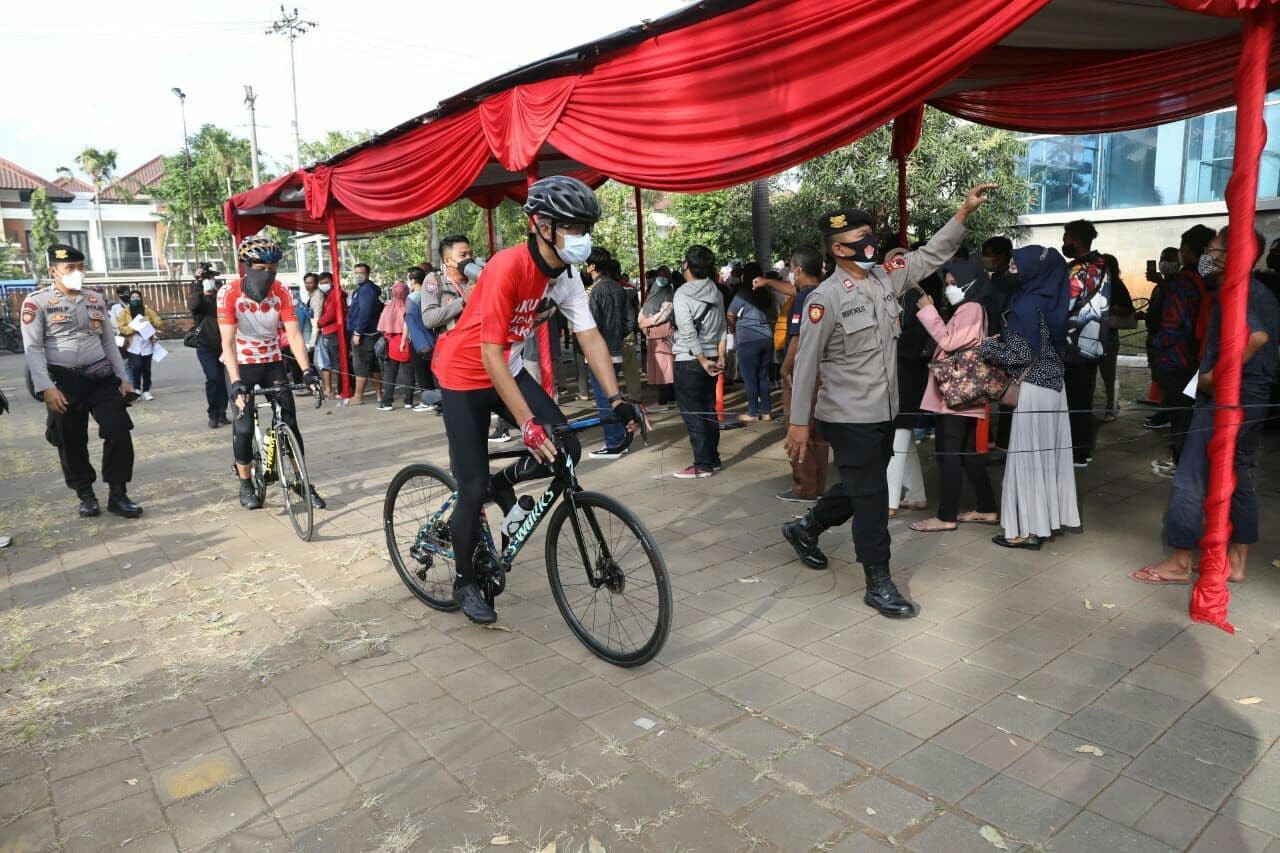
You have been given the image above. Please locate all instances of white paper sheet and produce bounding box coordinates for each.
[151,343,169,363]
[128,316,156,338]
[1183,372,1199,399]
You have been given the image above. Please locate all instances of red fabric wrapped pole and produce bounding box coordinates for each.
[634,185,647,303]
[891,105,925,247]
[486,207,497,257]
[326,214,352,400]
[1189,6,1278,633]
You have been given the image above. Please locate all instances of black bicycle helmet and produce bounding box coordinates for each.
[523,175,601,226]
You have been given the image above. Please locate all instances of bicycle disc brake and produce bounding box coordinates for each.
[595,556,626,594]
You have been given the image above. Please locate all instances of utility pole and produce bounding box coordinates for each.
[266,6,316,170]
[171,87,197,276]
[243,85,261,186]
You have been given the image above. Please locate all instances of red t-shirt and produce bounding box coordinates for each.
[433,243,552,391]
[217,279,297,365]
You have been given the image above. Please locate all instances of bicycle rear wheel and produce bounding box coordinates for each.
[545,491,671,667]
[276,425,313,541]
[384,463,459,611]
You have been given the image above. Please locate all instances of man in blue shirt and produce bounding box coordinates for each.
[346,263,384,404]
[1132,226,1280,586]
[776,247,829,502]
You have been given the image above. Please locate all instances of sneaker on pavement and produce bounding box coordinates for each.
[673,465,712,479]
[488,428,511,443]
[1143,414,1171,429]
[776,489,814,503]
[453,583,496,624]
[376,403,395,411]
[588,445,629,460]
[412,402,433,412]
[141,391,154,401]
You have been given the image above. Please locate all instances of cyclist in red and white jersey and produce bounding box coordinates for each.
[219,236,326,510]
[433,176,642,623]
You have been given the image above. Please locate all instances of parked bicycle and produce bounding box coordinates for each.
[244,384,322,541]
[1,319,22,354]
[384,417,671,667]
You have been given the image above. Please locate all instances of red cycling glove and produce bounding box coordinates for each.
[521,418,550,452]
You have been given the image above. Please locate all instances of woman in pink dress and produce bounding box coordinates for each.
[638,272,676,405]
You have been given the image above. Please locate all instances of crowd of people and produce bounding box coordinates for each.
[17,174,1278,623]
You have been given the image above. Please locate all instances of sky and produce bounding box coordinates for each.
[0,0,691,182]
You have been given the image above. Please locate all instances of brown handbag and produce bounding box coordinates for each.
[929,347,1011,409]
[1000,362,1035,408]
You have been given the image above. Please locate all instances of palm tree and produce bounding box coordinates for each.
[74,147,118,271]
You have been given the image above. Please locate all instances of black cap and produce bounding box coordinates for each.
[819,209,875,238]
[47,243,85,263]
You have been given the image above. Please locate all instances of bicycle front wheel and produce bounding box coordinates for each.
[384,463,459,611]
[250,427,268,508]
[545,491,671,667]
[276,425,313,541]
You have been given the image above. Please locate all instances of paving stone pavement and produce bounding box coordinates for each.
[1,348,1279,852]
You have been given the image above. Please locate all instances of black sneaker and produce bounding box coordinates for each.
[217,415,232,427]
[208,417,219,429]
[240,480,262,510]
[77,489,101,518]
[308,486,327,510]
[488,427,511,443]
[775,489,814,503]
[1143,413,1171,430]
[453,583,496,624]
[588,445,628,460]
[106,490,142,519]
[376,403,395,412]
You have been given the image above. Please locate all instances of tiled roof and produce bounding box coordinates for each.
[53,175,94,193]
[0,157,74,201]
[102,156,166,201]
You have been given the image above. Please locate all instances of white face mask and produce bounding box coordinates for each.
[787,269,796,285]
[319,283,332,293]
[556,232,592,265]
[945,284,966,306]
[202,280,216,293]
[61,270,85,291]
[355,274,368,284]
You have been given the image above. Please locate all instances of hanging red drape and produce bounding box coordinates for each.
[1189,5,1278,633]
[326,214,351,399]
[891,105,924,247]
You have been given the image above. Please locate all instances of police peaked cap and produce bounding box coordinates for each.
[819,209,875,238]
[47,243,86,263]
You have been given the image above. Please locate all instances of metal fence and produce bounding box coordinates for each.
[1,280,199,337]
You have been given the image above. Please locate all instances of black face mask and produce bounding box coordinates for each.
[836,234,879,266]
[1267,252,1280,272]
[1005,272,1025,290]
[1061,242,1077,260]
[243,268,273,302]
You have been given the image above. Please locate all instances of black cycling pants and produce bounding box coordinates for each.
[233,361,303,466]
[439,370,580,587]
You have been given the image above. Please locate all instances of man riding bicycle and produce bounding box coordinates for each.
[220,236,327,510]
[433,176,643,624]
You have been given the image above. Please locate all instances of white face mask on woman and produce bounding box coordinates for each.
[944,284,966,306]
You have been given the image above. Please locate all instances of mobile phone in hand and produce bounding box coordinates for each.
[1146,259,1158,276]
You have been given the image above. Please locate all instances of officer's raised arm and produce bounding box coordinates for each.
[893,183,997,294]
[784,290,835,464]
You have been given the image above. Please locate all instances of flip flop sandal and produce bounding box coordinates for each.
[910,520,957,533]
[1191,566,1246,584]
[1130,566,1193,585]
[958,512,999,524]
[899,501,928,511]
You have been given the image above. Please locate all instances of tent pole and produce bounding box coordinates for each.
[327,214,351,400]
[1189,7,1277,634]
[634,186,647,302]
[897,156,909,247]
[486,206,497,257]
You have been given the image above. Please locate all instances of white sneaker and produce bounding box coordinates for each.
[413,402,433,412]
[141,391,154,401]
[589,445,628,460]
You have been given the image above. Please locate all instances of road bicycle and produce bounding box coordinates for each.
[244,384,321,541]
[384,417,671,667]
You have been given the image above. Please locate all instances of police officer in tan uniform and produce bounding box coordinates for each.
[782,184,994,619]
[421,234,474,333]
[22,244,142,519]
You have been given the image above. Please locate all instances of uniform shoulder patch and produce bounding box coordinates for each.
[21,300,37,324]
[842,278,855,291]
[808,303,825,324]
[425,280,439,294]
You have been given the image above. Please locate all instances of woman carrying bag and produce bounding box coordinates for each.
[979,246,1080,550]
[638,273,676,406]
[909,261,998,533]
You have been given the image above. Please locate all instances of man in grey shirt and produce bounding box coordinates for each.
[782,183,994,619]
[671,244,727,479]
[23,243,142,519]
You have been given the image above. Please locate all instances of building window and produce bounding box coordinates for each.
[1023,135,1101,214]
[107,236,154,271]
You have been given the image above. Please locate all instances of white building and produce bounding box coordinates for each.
[0,156,170,280]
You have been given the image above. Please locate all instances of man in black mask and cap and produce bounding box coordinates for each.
[782,183,995,619]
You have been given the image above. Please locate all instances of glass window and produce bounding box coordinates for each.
[1022,135,1100,214]
[1183,111,1236,203]
[1101,128,1162,208]
[107,236,154,271]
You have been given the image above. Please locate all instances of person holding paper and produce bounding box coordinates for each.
[116,289,163,401]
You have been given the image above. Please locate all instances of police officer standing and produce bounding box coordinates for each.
[22,244,143,519]
[782,184,994,619]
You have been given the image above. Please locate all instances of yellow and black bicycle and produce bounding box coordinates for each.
[247,385,318,541]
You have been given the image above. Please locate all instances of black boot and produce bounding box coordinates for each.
[239,478,262,510]
[863,563,916,619]
[453,582,497,624]
[106,486,142,519]
[782,509,828,570]
[76,488,100,518]
[308,486,326,510]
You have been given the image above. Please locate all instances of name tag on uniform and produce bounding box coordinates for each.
[48,313,70,323]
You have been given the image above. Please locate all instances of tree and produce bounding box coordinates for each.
[661,185,756,266]
[29,188,59,277]
[771,108,1032,259]
[74,147,117,269]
